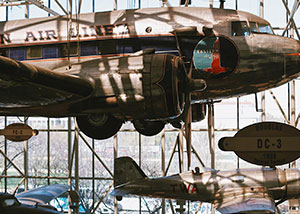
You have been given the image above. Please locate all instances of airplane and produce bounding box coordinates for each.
[112,156,300,214]
[0,184,68,214]
[0,6,299,143]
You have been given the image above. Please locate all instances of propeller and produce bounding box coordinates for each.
[185,64,193,169]
[171,29,207,169]
[183,62,207,169]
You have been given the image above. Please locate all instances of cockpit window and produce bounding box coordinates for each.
[249,22,258,33]
[258,23,273,34]
[249,22,273,34]
[232,21,250,36]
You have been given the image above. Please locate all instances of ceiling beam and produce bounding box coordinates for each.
[24,0,60,16]
[0,1,29,6]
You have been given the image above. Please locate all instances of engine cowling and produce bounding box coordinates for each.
[92,54,184,120]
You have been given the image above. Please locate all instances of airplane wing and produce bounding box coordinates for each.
[0,56,94,110]
[214,188,276,214]
[16,184,69,205]
[111,187,136,197]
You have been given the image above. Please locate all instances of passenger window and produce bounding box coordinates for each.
[9,48,26,61]
[0,49,7,57]
[61,43,78,56]
[27,46,42,59]
[98,40,116,55]
[232,21,250,36]
[81,42,98,56]
[117,39,138,54]
[43,46,59,59]
[258,23,273,34]
[250,22,258,33]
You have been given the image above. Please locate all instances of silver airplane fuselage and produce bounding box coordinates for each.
[0,7,299,116]
[115,167,300,213]
[118,168,300,201]
[0,7,299,139]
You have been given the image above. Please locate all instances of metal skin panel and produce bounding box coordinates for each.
[0,7,299,120]
[0,8,270,47]
[113,157,300,213]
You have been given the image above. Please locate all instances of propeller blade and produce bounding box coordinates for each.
[187,58,193,78]
[185,96,192,169]
[171,31,206,170]
[185,64,193,169]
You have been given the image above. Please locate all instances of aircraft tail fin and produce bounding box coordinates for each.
[114,157,147,187]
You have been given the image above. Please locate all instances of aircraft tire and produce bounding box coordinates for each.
[76,113,123,140]
[133,120,165,136]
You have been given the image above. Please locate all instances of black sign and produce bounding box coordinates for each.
[219,122,300,166]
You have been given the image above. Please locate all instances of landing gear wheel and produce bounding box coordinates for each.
[171,121,182,129]
[133,120,165,136]
[76,113,123,140]
[116,196,123,201]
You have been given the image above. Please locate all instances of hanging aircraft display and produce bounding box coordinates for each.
[0,6,299,141]
[112,156,300,214]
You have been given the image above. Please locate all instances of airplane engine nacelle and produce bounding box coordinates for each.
[96,54,184,120]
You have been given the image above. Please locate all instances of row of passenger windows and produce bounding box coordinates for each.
[0,37,180,61]
[232,21,273,36]
[0,40,128,61]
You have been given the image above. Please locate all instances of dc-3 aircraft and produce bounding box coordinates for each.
[112,157,300,214]
[0,6,299,140]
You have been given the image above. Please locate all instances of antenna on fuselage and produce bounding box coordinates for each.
[66,0,82,68]
[161,0,170,7]
[67,0,72,69]
[180,0,191,7]
[75,0,82,63]
[220,0,225,9]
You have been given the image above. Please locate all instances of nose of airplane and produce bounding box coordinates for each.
[284,38,300,75]
[294,40,300,63]
[287,38,300,55]
[295,40,300,54]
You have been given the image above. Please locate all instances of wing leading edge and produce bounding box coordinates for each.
[16,184,69,205]
[0,56,94,108]
[215,190,276,214]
